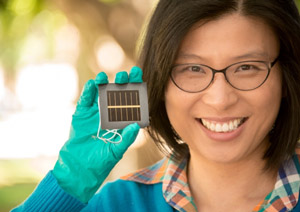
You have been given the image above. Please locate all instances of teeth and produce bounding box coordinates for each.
[201,118,243,133]
[216,124,222,132]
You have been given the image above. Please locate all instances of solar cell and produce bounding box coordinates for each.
[107,90,141,122]
[98,83,149,129]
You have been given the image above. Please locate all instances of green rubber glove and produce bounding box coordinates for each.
[53,66,143,203]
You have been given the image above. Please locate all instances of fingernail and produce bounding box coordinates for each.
[129,66,143,83]
[115,71,129,84]
[95,72,109,85]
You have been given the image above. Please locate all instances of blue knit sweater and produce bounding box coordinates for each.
[12,171,174,212]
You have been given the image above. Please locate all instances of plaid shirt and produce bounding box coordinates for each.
[122,148,300,212]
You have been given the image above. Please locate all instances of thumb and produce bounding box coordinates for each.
[113,123,140,156]
[76,80,97,108]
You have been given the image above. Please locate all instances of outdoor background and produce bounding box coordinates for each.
[0,0,164,211]
[0,0,299,211]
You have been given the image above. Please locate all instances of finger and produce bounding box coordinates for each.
[95,72,109,85]
[94,72,109,105]
[116,123,140,153]
[115,71,129,84]
[129,66,143,83]
[76,80,97,107]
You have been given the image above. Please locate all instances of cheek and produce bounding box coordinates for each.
[165,83,192,125]
[255,93,281,125]
[164,82,201,144]
[264,70,282,111]
[250,69,282,125]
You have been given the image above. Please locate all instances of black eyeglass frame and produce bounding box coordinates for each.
[170,57,279,93]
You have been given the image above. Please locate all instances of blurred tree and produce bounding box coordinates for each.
[51,0,152,89]
[0,0,44,90]
[0,0,153,95]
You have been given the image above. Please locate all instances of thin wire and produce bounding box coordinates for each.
[97,97,123,144]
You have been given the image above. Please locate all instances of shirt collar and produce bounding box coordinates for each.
[122,150,300,212]
[255,150,300,211]
[121,154,197,211]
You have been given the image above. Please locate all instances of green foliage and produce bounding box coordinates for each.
[0,0,44,81]
[0,159,41,186]
[0,183,37,212]
[98,0,120,4]
[8,0,40,16]
[0,159,41,212]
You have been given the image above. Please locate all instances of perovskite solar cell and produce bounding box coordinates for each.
[98,83,149,129]
[107,90,141,122]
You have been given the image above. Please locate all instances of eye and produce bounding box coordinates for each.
[173,64,207,75]
[239,64,255,71]
[235,63,262,72]
[185,65,206,73]
[190,66,201,72]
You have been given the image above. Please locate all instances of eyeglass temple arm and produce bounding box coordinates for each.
[271,56,279,67]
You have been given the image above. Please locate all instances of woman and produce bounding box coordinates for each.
[13,0,300,211]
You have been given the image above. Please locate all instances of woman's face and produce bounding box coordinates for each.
[165,14,282,164]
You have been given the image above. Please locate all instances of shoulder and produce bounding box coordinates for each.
[85,156,189,211]
[85,179,172,212]
[100,179,163,197]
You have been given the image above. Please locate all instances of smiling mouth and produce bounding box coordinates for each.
[198,118,248,133]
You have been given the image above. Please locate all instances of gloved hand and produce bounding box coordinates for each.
[52,67,143,203]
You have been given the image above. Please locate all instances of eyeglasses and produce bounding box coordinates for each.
[170,57,279,93]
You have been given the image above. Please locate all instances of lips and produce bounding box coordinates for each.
[199,118,247,133]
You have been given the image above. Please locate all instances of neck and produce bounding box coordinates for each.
[188,152,277,211]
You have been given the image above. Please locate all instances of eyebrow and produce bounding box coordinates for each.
[176,53,203,60]
[177,51,271,61]
[233,52,271,60]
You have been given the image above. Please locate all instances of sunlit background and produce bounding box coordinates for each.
[0,0,300,211]
[0,0,164,211]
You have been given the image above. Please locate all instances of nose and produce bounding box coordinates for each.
[201,73,238,111]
